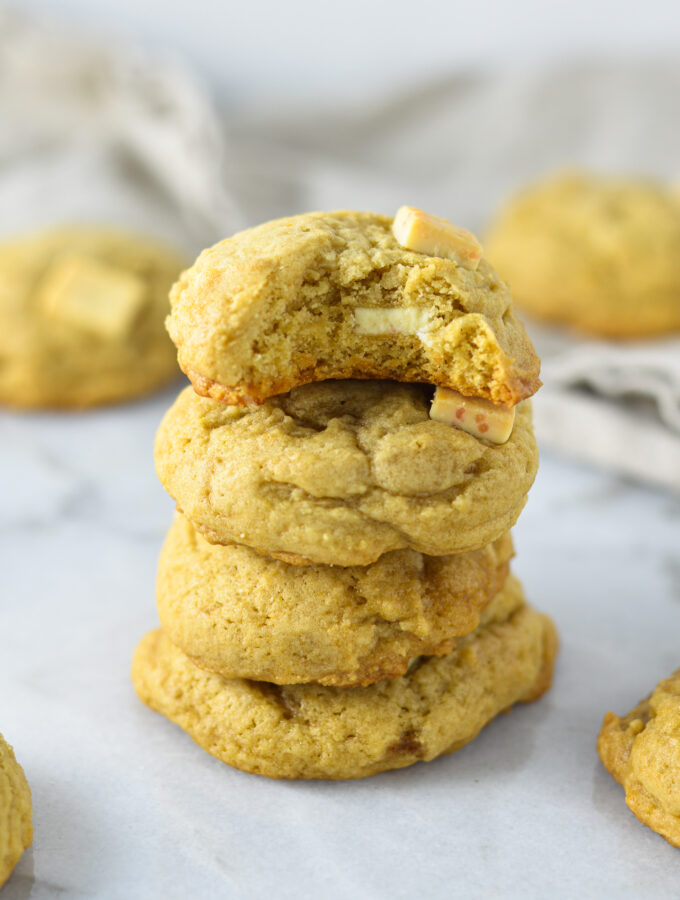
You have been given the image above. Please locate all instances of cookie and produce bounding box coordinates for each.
[157,514,514,687]
[485,173,680,338]
[0,226,186,408]
[598,669,680,848]
[132,576,557,780]
[155,381,538,566]
[167,210,540,407]
[0,734,33,888]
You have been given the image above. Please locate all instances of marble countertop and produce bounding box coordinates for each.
[1,384,679,899]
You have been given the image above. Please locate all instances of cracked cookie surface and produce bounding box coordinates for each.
[0,734,32,888]
[0,226,185,408]
[155,381,538,566]
[598,668,680,848]
[167,210,540,407]
[133,576,558,780]
[157,514,514,686]
[486,173,680,338]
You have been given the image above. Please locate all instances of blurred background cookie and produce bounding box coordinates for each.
[485,172,680,339]
[0,226,186,408]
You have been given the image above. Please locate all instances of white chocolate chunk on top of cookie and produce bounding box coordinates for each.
[392,206,483,270]
[353,306,435,336]
[38,253,145,339]
[430,386,515,443]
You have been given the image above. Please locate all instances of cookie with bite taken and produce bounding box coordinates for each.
[167,208,540,408]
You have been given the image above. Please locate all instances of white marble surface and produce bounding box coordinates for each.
[1,385,679,899]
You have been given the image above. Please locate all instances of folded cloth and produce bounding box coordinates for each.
[539,335,680,434]
[525,323,680,492]
[0,9,240,252]
[532,387,680,494]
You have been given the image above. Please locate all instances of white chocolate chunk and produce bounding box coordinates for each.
[430,386,515,443]
[392,206,483,270]
[353,306,434,336]
[38,254,145,339]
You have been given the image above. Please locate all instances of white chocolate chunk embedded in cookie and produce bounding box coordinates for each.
[430,386,515,443]
[39,253,145,339]
[353,307,435,336]
[392,206,483,269]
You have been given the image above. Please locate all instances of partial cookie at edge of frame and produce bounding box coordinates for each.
[0,734,33,889]
[598,668,680,849]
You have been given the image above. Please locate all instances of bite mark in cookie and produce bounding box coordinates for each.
[167,210,540,408]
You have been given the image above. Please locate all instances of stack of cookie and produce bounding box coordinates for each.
[133,208,557,780]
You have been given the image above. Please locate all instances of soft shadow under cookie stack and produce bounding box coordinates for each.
[132,208,558,780]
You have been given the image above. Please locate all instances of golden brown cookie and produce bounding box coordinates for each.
[155,381,538,567]
[167,210,540,407]
[0,226,186,408]
[485,173,680,338]
[157,514,514,686]
[0,734,32,888]
[132,576,557,780]
[598,668,680,848]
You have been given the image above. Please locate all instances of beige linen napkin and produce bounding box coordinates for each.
[529,325,680,491]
